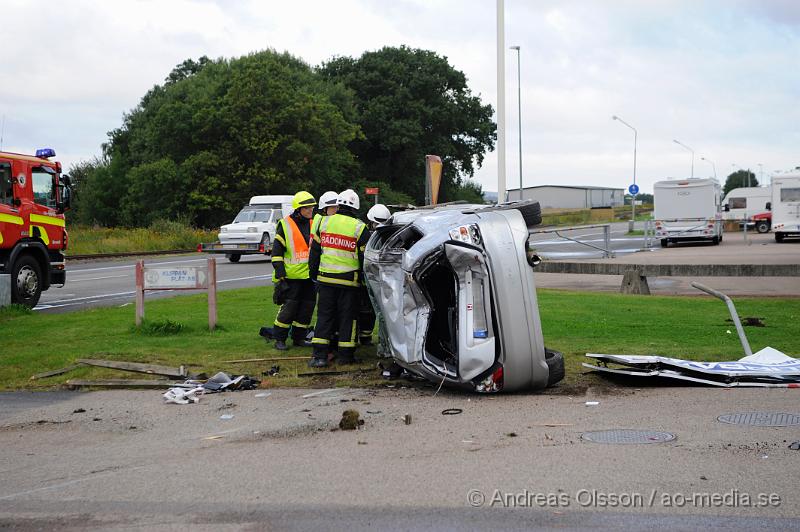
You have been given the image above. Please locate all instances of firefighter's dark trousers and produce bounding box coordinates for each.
[273,279,316,342]
[358,285,376,344]
[312,283,359,359]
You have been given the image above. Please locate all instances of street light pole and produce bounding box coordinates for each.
[700,157,717,179]
[510,45,522,200]
[612,115,637,228]
[673,139,695,178]
[758,163,763,187]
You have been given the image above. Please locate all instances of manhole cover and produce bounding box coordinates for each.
[581,429,676,444]
[717,412,800,427]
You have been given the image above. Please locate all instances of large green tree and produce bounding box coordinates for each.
[82,50,361,227]
[318,46,496,203]
[723,170,758,196]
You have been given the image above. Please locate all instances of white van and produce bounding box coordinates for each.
[200,195,293,262]
[654,178,723,247]
[770,174,800,243]
[721,186,772,222]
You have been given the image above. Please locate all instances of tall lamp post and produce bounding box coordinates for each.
[612,115,637,228]
[510,45,522,200]
[673,139,695,178]
[758,163,763,187]
[700,157,717,179]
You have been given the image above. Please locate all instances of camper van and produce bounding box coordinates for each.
[653,178,723,247]
[770,174,800,243]
[721,186,772,223]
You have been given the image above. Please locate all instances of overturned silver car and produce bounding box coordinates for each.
[363,201,564,393]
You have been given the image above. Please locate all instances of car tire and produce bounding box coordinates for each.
[489,200,542,227]
[544,347,565,387]
[775,232,785,243]
[711,236,719,245]
[11,254,43,308]
[227,253,242,263]
[660,239,668,248]
[756,221,770,234]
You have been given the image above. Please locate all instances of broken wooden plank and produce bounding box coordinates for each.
[30,364,84,380]
[297,367,375,377]
[224,356,311,364]
[76,359,186,378]
[66,379,173,389]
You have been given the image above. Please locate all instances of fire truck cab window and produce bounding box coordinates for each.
[31,167,57,208]
[0,163,13,205]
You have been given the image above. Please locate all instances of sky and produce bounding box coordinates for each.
[1,0,799,196]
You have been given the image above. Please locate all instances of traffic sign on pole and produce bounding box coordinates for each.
[628,184,639,195]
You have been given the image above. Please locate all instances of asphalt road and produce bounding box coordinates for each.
[1,386,798,530]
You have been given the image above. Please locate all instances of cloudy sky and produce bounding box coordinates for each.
[2,0,798,195]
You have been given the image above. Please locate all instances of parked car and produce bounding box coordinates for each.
[363,200,564,393]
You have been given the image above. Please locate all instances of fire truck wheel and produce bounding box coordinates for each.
[11,255,42,308]
[756,221,770,234]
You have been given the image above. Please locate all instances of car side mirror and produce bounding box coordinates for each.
[766,202,771,211]
[723,204,730,212]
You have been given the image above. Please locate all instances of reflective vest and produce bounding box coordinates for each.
[272,216,310,281]
[317,214,366,287]
[310,213,323,242]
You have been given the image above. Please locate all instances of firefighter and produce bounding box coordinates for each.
[357,204,391,345]
[308,189,370,367]
[270,190,317,351]
[311,190,339,238]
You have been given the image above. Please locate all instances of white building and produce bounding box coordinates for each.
[510,185,625,209]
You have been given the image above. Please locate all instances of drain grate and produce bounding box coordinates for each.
[717,412,800,427]
[581,429,676,444]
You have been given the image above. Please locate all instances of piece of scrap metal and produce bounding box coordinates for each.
[583,347,800,388]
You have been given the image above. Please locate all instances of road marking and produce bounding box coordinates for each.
[68,274,129,282]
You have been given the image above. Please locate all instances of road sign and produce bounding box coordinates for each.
[136,259,217,330]
[628,184,639,195]
[365,187,379,195]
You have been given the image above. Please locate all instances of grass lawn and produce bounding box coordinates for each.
[1,287,798,392]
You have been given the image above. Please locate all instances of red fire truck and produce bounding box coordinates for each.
[1,148,72,307]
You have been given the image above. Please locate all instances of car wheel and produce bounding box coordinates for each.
[775,232,785,243]
[544,347,565,387]
[228,253,242,263]
[756,221,770,233]
[660,239,668,248]
[487,200,542,227]
[11,255,42,308]
[711,236,719,245]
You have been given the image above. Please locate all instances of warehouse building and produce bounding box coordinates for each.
[509,185,625,209]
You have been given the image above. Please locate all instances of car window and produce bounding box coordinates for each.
[0,163,12,206]
[233,208,272,223]
[31,167,56,208]
[780,188,800,202]
[729,197,746,209]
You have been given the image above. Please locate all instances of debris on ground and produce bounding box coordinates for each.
[585,401,600,406]
[441,408,463,416]
[584,347,800,388]
[403,414,412,425]
[67,379,173,389]
[339,409,364,430]
[727,317,765,327]
[262,365,280,376]
[789,441,800,450]
[31,364,85,381]
[162,372,260,405]
[77,359,186,378]
[163,387,204,405]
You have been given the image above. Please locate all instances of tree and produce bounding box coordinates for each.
[319,46,496,204]
[723,170,758,196]
[78,50,360,227]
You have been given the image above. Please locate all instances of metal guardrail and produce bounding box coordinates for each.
[529,223,615,258]
[67,249,197,260]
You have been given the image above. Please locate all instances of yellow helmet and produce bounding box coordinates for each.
[292,191,316,210]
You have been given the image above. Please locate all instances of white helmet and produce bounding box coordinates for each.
[367,204,391,225]
[337,189,360,210]
[319,191,338,209]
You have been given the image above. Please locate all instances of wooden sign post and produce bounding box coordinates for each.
[135,258,217,330]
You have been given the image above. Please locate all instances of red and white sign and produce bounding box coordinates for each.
[320,232,357,251]
[365,187,379,195]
